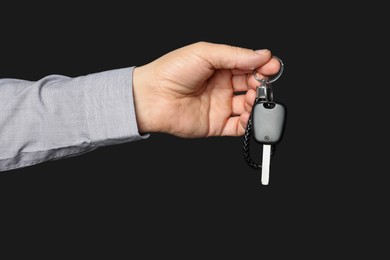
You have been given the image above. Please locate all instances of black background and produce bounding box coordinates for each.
[0,2,387,258]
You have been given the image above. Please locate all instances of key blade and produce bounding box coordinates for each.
[261,145,271,185]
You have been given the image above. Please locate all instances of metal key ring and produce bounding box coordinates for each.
[253,56,284,84]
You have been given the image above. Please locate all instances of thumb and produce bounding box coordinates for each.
[193,42,272,70]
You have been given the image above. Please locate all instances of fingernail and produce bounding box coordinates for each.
[255,49,269,54]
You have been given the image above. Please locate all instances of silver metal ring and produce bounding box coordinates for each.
[253,56,284,84]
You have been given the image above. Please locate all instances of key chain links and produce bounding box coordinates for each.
[252,56,284,102]
[256,80,274,102]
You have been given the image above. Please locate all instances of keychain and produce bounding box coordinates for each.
[243,57,286,185]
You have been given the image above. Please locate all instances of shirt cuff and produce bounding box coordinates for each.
[80,66,149,146]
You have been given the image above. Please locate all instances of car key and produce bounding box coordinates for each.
[252,100,286,185]
[242,56,286,185]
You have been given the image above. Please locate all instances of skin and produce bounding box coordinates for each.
[133,41,280,138]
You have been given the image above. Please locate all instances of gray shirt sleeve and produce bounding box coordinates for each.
[0,66,148,172]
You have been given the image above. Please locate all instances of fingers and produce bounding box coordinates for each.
[247,57,282,89]
[225,89,256,136]
[232,95,246,115]
[244,89,256,112]
[258,57,281,75]
[193,42,272,70]
[233,57,282,91]
[232,75,249,92]
[232,89,256,115]
[221,112,250,136]
[231,57,280,76]
[231,69,252,75]
[221,116,242,136]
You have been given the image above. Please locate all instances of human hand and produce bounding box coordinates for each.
[133,42,280,137]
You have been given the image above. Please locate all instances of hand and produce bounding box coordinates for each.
[133,42,280,137]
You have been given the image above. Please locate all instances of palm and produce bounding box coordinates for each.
[183,70,236,137]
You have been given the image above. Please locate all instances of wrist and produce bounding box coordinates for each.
[133,65,173,134]
[133,66,153,134]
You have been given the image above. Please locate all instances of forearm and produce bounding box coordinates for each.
[0,67,147,172]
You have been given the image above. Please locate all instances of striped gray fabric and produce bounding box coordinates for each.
[0,67,147,171]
